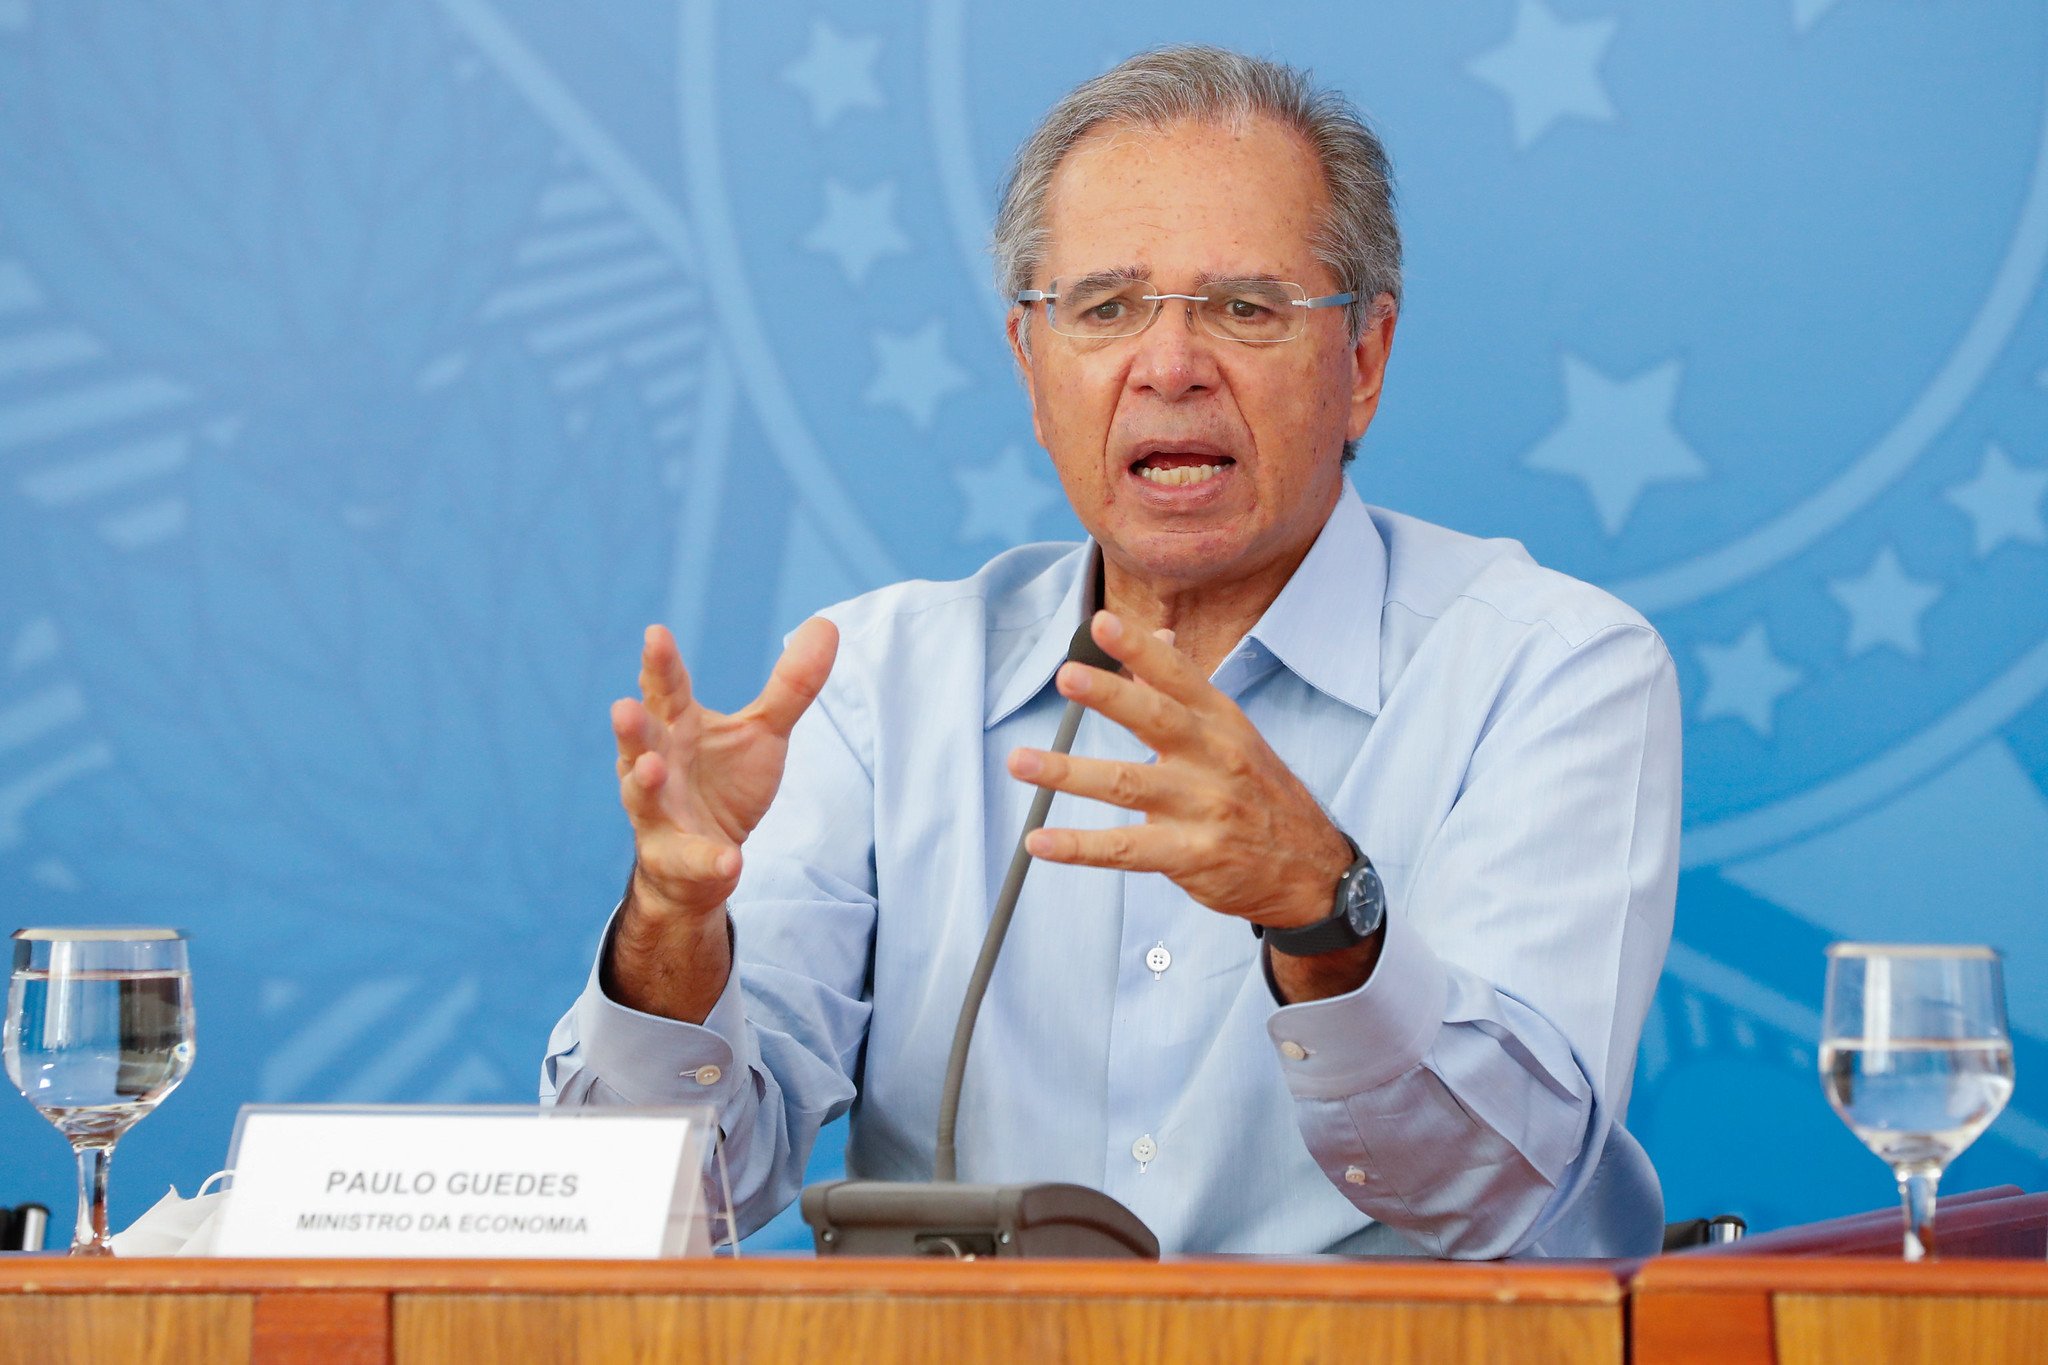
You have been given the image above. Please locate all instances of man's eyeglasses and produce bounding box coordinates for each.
[1015,275,1357,344]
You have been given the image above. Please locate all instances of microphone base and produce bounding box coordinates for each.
[799,1180,1160,1260]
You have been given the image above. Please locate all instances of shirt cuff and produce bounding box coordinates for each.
[571,902,753,1111]
[1264,902,1450,1100]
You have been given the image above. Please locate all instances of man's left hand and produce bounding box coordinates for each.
[1008,610,1366,971]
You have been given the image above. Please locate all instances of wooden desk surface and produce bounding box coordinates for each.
[1633,1254,2048,1365]
[0,1255,1626,1365]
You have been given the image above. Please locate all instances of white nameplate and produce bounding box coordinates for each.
[211,1105,714,1259]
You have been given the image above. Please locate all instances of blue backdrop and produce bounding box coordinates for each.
[4,0,2047,1252]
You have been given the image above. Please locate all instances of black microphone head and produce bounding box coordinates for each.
[1066,617,1119,673]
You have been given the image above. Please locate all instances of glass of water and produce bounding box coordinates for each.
[3,928,195,1255]
[1820,943,2013,1261]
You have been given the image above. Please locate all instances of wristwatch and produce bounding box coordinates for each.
[1253,835,1386,957]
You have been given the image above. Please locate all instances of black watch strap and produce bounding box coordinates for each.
[1254,836,1381,957]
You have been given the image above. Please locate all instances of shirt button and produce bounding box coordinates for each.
[1131,1135,1158,1164]
[1344,1166,1367,1186]
[1144,944,1172,974]
[692,1064,723,1086]
[1279,1040,1310,1062]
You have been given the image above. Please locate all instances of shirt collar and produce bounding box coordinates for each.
[986,543,1100,729]
[982,481,1387,729]
[1241,481,1386,718]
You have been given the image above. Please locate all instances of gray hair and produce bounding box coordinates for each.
[992,45,1402,342]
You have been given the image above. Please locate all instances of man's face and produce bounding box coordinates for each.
[1007,115,1396,591]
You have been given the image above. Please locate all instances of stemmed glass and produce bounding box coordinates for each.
[1820,943,2013,1261]
[3,928,195,1255]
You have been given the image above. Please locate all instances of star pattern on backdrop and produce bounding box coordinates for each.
[1697,622,1803,738]
[780,20,885,130]
[1467,0,1619,149]
[1523,354,1706,535]
[1944,442,2048,558]
[953,445,1061,545]
[865,320,968,429]
[1828,546,1942,658]
[803,179,910,286]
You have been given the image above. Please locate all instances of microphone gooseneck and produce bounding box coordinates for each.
[933,619,1118,1182]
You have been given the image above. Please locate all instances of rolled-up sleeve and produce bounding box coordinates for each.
[1268,621,1680,1259]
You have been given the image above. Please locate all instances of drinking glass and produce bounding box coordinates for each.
[3,928,195,1255]
[1820,943,2013,1261]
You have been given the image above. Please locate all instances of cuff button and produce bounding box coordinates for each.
[692,1064,723,1086]
[1278,1040,1310,1062]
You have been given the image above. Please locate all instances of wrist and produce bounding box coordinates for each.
[1278,823,1362,929]
[626,861,729,927]
[1255,826,1387,969]
[1267,933,1383,1004]
[607,870,734,1022]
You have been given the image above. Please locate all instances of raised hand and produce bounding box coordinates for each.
[606,618,837,1019]
[1006,610,1373,1000]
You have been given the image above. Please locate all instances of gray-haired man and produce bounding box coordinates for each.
[544,46,1680,1258]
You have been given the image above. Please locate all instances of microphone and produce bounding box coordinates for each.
[933,618,1116,1181]
[800,618,1159,1259]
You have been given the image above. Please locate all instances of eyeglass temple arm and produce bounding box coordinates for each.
[1015,290,1054,304]
[1294,290,1358,310]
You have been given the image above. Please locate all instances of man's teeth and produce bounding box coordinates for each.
[1137,462,1227,487]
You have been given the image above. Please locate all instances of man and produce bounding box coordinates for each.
[543,46,1679,1258]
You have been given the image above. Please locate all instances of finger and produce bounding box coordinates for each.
[1054,657,1196,753]
[1008,747,1187,815]
[611,697,658,777]
[637,825,743,885]
[745,616,840,738]
[618,753,742,883]
[1023,821,1173,872]
[1089,610,1212,708]
[619,749,671,828]
[639,625,695,725]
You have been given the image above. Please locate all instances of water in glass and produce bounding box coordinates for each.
[6,967,193,1141]
[4,929,195,1255]
[1822,1037,2014,1168]
[1819,943,2012,1261]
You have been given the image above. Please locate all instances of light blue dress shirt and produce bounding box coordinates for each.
[542,483,1681,1258]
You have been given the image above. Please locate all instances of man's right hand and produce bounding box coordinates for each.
[605,617,839,1021]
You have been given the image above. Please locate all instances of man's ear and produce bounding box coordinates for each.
[1006,306,1032,373]
[1346,294,1398,444]
[1006,307,1048,448]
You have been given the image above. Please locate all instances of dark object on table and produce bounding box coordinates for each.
[3,1203,50,1252]
[1662,1214,1747,1251]
[802,1180,1161,1259]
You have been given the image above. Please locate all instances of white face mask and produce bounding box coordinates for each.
[109,1170,233,1257]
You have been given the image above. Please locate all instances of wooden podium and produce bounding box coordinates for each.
[11,1242,2048,1363]
[1632,1188,2048,1364]
[1633,1255,2048,1365]
[0,1255,1624,1365]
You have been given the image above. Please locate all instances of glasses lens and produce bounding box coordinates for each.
[1048,276,1152,338]
[1199,280,1308,343]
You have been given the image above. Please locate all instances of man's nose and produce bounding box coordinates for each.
[1125,303,1221,401]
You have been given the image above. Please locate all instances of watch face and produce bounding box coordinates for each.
[1344,867,1385,936]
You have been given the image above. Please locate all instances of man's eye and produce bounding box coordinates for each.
[1084,300,1127,321]
[1225,297,1272,319]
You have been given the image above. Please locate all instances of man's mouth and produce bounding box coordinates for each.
[1131,451,1236,488]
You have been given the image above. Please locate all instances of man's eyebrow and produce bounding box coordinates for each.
[1062,266,1148,292]
[1193,270,1287,286]
[1055,267,1291,292]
